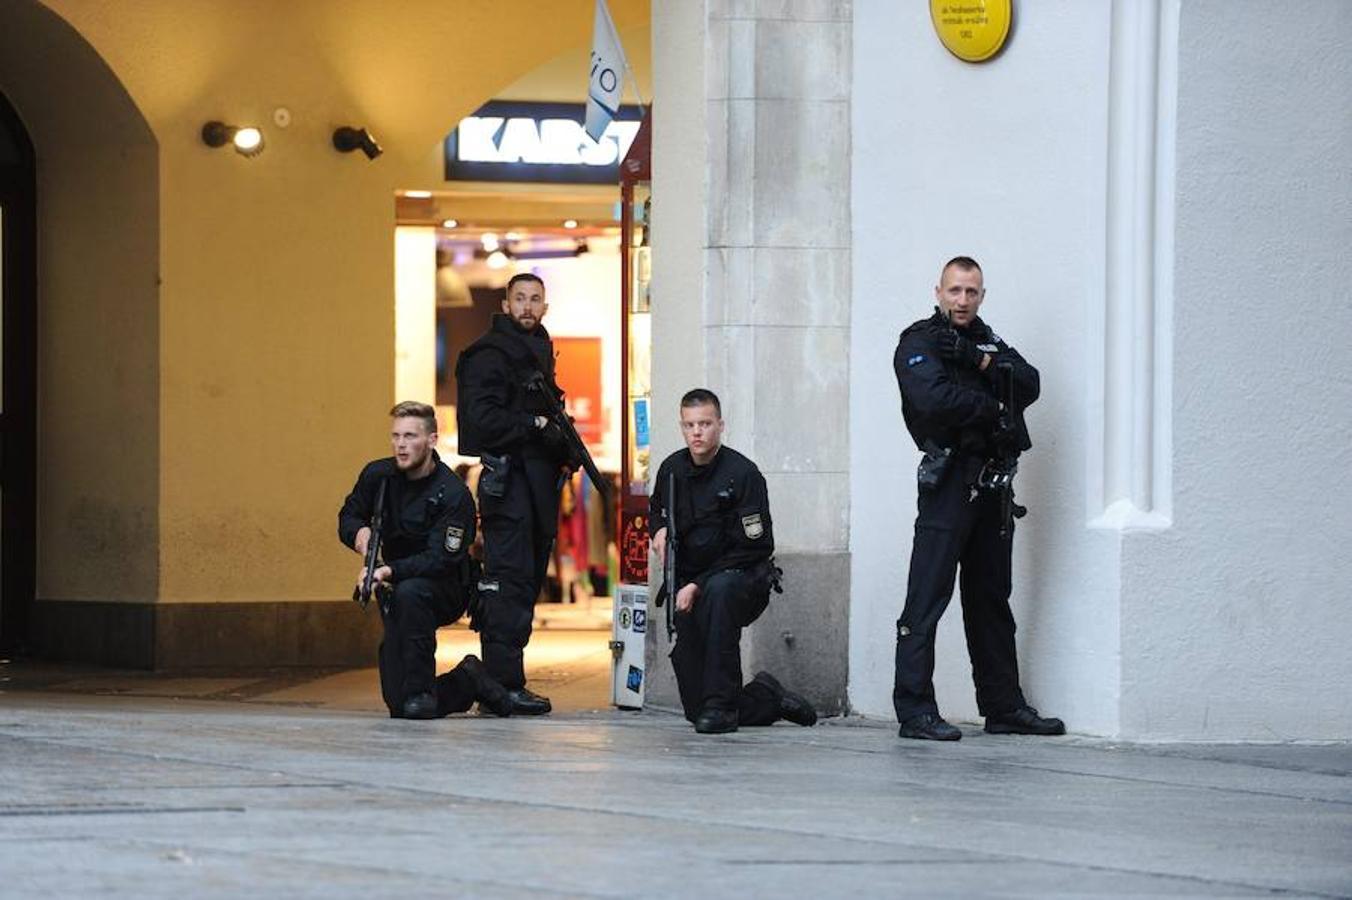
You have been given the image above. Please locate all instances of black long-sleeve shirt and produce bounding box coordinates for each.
[648,446,773,590]
[455,314,565,462]
[893,309,1039,456]
[337,454,476,583]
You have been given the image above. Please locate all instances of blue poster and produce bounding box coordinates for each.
[633,398,650,450]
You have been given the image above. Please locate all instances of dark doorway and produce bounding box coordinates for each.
[0,91,37,653]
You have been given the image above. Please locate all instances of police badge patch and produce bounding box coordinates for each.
[741,513,765,539]
[444,525,465,552]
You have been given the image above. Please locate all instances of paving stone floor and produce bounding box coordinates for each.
[1,633,1349,898]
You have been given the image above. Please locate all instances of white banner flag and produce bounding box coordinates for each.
[585,0,628,142]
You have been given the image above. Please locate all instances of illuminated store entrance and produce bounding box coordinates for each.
[391,101,646,709]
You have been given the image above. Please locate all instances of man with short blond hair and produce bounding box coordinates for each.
[649,389,817,735]
[338,401,512,720]
[890,257,1063,741]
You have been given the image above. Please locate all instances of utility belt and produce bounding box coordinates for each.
[917,442,1016,495]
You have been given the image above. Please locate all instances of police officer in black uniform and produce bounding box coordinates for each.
[338,401,513,720]
[649,389,817,734]
[455,273,573,715]
[891,257,1065,741]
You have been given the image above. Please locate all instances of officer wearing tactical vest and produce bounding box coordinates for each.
[649,388,817,734]
[891,257,1065,741]
[338,401,513,720]
[455,273,573,715]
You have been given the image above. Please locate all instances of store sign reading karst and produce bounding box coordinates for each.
[445,101,643,184]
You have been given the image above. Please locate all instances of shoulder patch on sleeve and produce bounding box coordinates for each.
[444,525,465,552]
[906,354,926,367]
[741,513,765,539]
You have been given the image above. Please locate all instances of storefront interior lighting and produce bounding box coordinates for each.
[486,250,510,269]
[201,120,265,157]
[402,190,432,199]
[562,219,578,229]
[505,231,523,241]
[332,125,383,160]
[481,233,500,252]
[441,219,458,229]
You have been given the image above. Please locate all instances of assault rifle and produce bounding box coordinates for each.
[526,371,610,501]
[977,362,1028,539]
[653,469,678,640]
[352,478,390,611]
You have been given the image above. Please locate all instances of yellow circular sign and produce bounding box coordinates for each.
[930,0,1013,63]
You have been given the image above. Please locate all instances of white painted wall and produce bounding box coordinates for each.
[851,0,1352,739]
[850,1,1123,733]
[1118,1,1352,739]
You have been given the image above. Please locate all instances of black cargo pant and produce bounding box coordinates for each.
[892,459,1027,723]
[670,569,779,725]
[478,456,561,689]
[378,576,473,717]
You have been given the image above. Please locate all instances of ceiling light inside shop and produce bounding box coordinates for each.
[505,231,523,241]
[486,250,509,269]
[562,219,578,229]
[442,219,458,228]
[481,233,500,252]
[403,190,432,199]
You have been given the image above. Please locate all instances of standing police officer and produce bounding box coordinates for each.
[455,273,573,715]
[649,389,817,734]
[338,401,512,720]
[891,257,1064,741]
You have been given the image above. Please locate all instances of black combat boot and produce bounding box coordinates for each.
[694,707,739,734]
[506,686,552,716]
[898,713,962,741]
[401,691,438,720]
[458,655,513,717]
[752,671,818,727]
[984,706,1065,735]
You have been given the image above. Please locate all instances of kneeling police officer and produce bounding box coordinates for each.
[338,401,513,720]
[649,389,817,734]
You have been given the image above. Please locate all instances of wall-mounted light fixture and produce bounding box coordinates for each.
[332,126,382,160]
[202,120,265,157]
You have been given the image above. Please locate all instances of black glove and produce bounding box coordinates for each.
[937,329,985,370]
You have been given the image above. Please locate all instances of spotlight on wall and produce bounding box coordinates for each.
[332,126,383,160]
[202,120,265,157]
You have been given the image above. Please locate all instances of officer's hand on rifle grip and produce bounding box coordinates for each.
[651,527,667,563]
[354,527,371,556]
[937,329,986,371]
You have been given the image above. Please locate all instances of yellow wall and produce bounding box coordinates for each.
[16,0,650,604]
[0,1,160,603]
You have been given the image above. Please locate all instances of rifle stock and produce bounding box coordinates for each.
[528,371,610,500]
[352,478,388,610]
[657,469,677,640]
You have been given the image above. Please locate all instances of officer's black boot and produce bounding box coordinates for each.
[457,655,513,718]
[506,686,552,716]
[401,692,438,720]
[694,707,739,734]
[898,713,962,741]
[752,671,818,727]
[984,706,1065,735]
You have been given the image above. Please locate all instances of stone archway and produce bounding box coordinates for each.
[0,0,160,663]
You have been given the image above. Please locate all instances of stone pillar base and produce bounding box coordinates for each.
[643,550,851,717]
